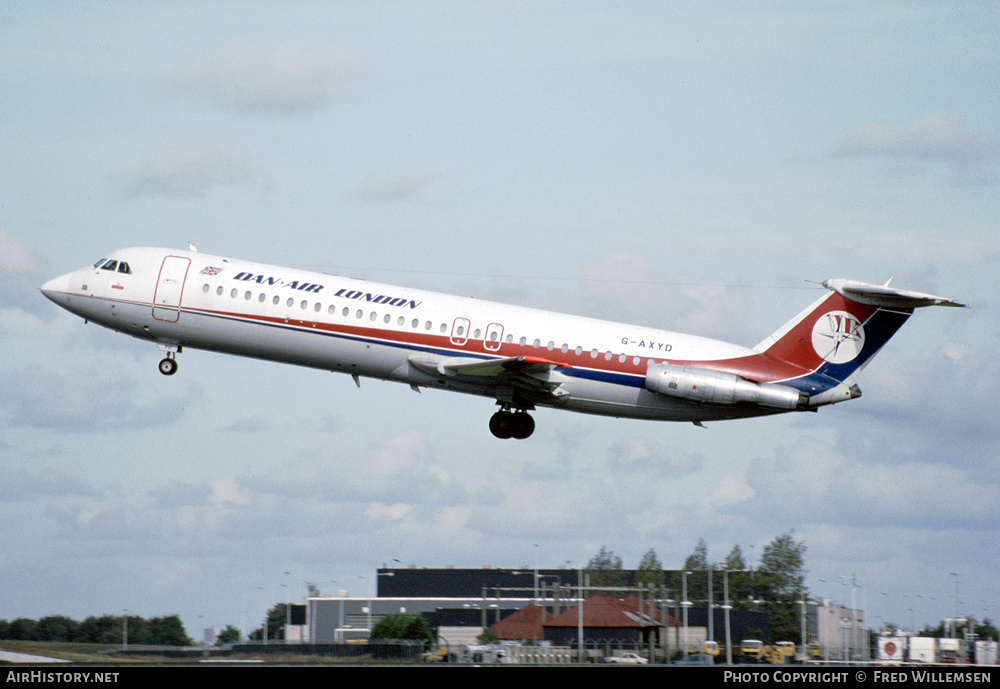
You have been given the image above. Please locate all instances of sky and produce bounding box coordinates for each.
[2,1,998,640]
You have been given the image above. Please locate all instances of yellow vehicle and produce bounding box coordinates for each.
[761,641,796,665]
[422,647,447,663]
[741,639,763,662]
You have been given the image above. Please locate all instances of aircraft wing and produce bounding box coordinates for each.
[408,354,572,402]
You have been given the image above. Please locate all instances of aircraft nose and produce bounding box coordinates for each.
[40,272,73,304]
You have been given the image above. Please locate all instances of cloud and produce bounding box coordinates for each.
[350,173,439,203]
[0,228,38,273]
[0,228,51,320]
[741,435,1000,531]
[0,363,194,433]
[162,39,359,115]
[835,113,1000,185]
[0,466,102,503]
[108,137,267,199]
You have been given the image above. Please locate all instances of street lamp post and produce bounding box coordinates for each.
[681,571,692,658]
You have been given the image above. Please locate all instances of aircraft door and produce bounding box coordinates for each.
[484,323,504,352]
[152,256,191,322]
[450,317,471,346]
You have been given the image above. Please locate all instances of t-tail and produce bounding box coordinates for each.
[645,279,964,416]
[750,279,966,408]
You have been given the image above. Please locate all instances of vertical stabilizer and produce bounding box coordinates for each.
[752,280,962,406]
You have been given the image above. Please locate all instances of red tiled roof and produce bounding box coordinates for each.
[490,603,546,641]
[544,594,681,629]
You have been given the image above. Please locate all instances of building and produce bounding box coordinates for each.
[816,601,865,661]
[306,566,768,651]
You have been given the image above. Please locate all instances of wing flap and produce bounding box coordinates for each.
[408,353,569,378]
[407,353,572,403]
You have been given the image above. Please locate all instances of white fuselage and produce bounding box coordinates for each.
[41,247,788,425]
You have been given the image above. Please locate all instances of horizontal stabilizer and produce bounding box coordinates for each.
[823,279,966,309]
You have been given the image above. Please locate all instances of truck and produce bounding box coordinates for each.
[908,637,937,663]
[975,640,998,665]
[938,638,962,663]
[761,641,796,665]
[741,639,763,663]
[877,637,907,664]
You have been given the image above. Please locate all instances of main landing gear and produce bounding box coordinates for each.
[158,354,178,376]
[489,407,535,440]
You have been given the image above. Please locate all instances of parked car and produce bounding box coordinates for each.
[604,652,649,665]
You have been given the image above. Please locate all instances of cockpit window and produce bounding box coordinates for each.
[93,258,108,268]
[101,260,118,272]
[117,262,131,274]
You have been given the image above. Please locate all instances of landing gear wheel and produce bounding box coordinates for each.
[489,410,535,439]
[489,411,514,439]
[158,357,178,376]
[511,412,535,439]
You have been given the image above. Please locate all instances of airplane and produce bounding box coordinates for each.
[40,246,964,439]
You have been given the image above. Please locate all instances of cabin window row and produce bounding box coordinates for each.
[201,282,645,367]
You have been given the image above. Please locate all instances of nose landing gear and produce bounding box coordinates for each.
[158,353,178,376]
[489,407,535,439]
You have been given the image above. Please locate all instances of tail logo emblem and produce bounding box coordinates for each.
[812,311,865,364]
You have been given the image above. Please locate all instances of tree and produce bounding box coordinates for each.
[148,615,192,646]
[6,618,38,641]
[635,548,665,588]
[586,546,624,588]
[35,615,81,642]
[369,614,433,645]
[249,604,288,641]
[672,538,711,604]
[721,545,753,610]
[78,615,121,644]
[755,533,808,641]
[216,625,241,645]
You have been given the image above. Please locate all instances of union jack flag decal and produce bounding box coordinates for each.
[200,266,223,276]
